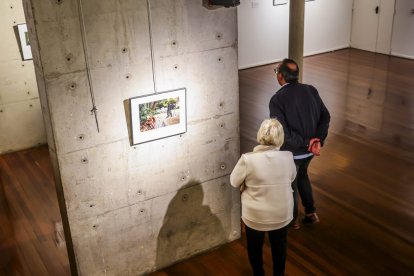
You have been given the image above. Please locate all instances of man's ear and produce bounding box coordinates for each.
[277,73,285,85]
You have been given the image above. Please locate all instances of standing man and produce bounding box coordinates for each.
[269,58,330,229]
[166,102,174,118]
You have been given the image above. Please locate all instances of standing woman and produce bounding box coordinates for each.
[230,119,296,276]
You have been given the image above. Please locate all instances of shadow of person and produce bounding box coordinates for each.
[155,181,226,270]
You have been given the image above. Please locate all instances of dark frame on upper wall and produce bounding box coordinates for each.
[273,0,288,6]
[16,23,32,61]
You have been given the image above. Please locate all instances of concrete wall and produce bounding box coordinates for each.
[0,0,46,153]
[23,0,240,275]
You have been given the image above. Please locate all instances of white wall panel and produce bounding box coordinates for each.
[351,0,380,52]
[0,99,46,152]
[351,0,395,54]
[376,0,395,54]
[238,0,353,69]
[0,0,46,153]
[238,0,289,69]
[0,60,38,104]
[304,0,353,56]
[391,0,414,59]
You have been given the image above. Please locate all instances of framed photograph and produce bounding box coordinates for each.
[273,0,287,6]
[17,24,32,60]
[130,88,187,145]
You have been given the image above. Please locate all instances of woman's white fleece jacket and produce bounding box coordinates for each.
[230,145,297,231]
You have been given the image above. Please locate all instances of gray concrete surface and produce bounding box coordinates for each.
[23,0,240,274]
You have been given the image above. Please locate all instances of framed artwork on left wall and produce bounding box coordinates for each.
[130,88,187,145]
[17,23,32,60]
[273,0,287,6]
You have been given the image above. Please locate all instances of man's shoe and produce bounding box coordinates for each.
[302,213,320,224]
[289,219,300,229]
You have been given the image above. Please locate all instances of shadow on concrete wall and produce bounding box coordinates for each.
[155,181,226,269]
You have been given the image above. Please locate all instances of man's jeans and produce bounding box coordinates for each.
[292,156,316,220]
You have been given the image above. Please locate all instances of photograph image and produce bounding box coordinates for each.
[139,97,180,132]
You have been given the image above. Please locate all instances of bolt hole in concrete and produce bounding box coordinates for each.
[122,48,128,53]
[10,5,13,9]
[220,163,227,170]
[218,57,222,62]
[216,33,222,40]
[92,225,97,229]
[77,134,85,141]
[171,40,177,46]
[140,209,145,214]
[181,194,189,201]
[81,158,88,164]
[220,123,225,128]
[89,204,94,208]
[174,65,178,70]
[29,104,33,108]
[70,83,76,89]
[27,91,30,95]
[126,74,131,79]
[65,53,74,63]
[56,0,63,4]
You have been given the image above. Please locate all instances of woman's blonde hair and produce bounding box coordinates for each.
[256,119,284,147]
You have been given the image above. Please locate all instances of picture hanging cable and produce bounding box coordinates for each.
[77,0,100,132]
[147,0,158,94]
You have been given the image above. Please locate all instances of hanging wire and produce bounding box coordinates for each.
[77,0,100,132]
[147,0,158,94]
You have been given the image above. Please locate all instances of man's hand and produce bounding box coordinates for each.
[308,138,321,156]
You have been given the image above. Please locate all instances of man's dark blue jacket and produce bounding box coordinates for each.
[269,82,331,156]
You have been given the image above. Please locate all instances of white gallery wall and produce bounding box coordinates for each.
[0,0,46,153]
[238,0,353,69]
[304,0,353,56]
[351,0,414,58]
[237,0,290,69]
[391,0,414,59]
[351,0,395,55]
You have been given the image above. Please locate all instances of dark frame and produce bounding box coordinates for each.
[273,0,287,6]
[17,23,32,61]
[129,88,187,145]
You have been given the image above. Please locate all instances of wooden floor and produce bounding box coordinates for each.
[1,49,414,275]
[0,146,70,275]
